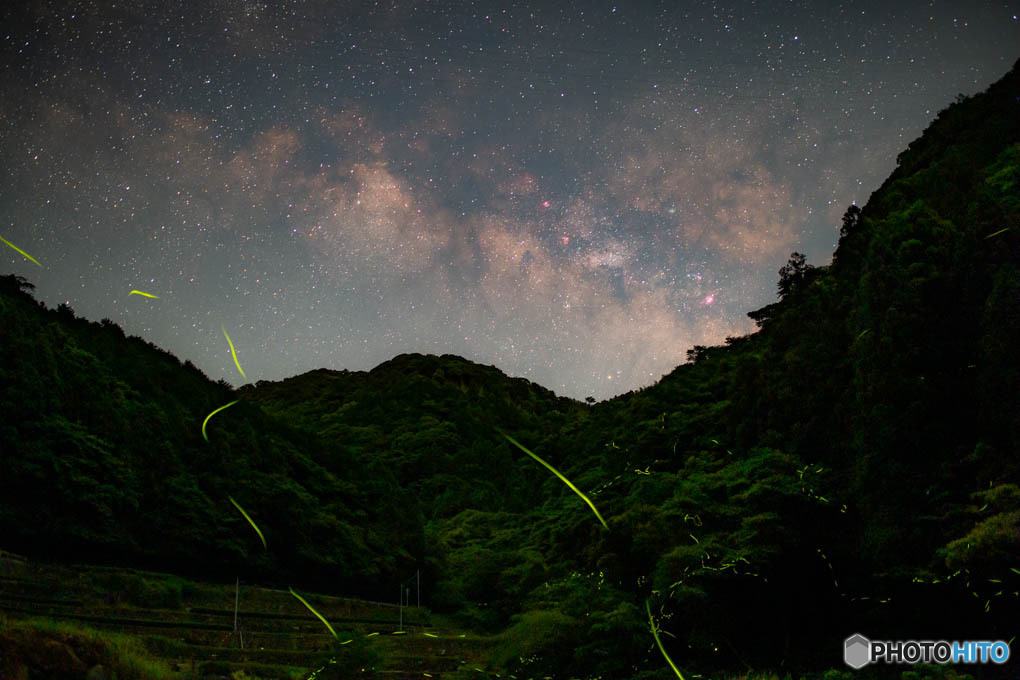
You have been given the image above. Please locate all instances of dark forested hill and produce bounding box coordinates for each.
[0,274,425,599]
[239,353,585,521]
[2,59,1018,678]
[536,58,1020,674]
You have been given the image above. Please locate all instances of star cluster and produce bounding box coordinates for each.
[1,1,1016,399]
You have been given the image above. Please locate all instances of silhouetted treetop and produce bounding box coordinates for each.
[776,251,814,299]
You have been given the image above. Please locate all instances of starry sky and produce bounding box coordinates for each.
[1,1,1017,401]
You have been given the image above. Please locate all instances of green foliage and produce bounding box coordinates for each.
[900,666,974,680]
[0,617,182,679]
[0,276,423,598]
[490,608,579,671]
[939,484,1020,575]
[304,630,381,679]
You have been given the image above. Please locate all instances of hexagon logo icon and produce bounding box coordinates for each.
[844,633,871,669]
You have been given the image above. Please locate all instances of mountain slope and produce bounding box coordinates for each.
[240,353,586,520]
[524,56,1020,674]
[0,276,423,599]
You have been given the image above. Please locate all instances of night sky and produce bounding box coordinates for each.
[1,2,1017,400]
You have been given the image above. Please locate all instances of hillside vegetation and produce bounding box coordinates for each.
[2,59,1018,678]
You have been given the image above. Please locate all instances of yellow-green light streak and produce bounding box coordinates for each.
[0,236,42,267]
[500,431,608,530]
[646,600,686,680]
[289,587,338,638]
[228,495,266,550]
[202,400,239,441]
[128,289,159,298]
[985,227,1010,239]
[221,324,247,380]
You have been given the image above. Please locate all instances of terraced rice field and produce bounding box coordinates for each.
[0,556,501,679]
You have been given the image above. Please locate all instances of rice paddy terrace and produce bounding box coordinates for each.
[0,554,501,679]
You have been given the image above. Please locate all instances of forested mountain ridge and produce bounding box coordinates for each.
[0,274,426,599]
[609,59,1020,549]
[531,58,1020,672]
[238,353,586,520]
[2,58,1018,678]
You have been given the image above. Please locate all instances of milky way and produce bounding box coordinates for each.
[1,1,1017,400]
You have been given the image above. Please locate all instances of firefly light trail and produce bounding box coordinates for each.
[202,399,239,441]
[289,586,339,639]
[500,431,609,530]
[647,599,686,680]
[0,236,41,267]
[221,325,247,380]
[228,495,267,550]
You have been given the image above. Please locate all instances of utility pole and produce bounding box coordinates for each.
[416,569,420,608]
[233,577,239,647]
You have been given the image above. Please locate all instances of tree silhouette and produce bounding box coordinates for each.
[839,204,861,239]
[0,274,35,294]
[776,252,813,299]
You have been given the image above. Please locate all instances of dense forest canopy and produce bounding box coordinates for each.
[2,59,1018,678]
